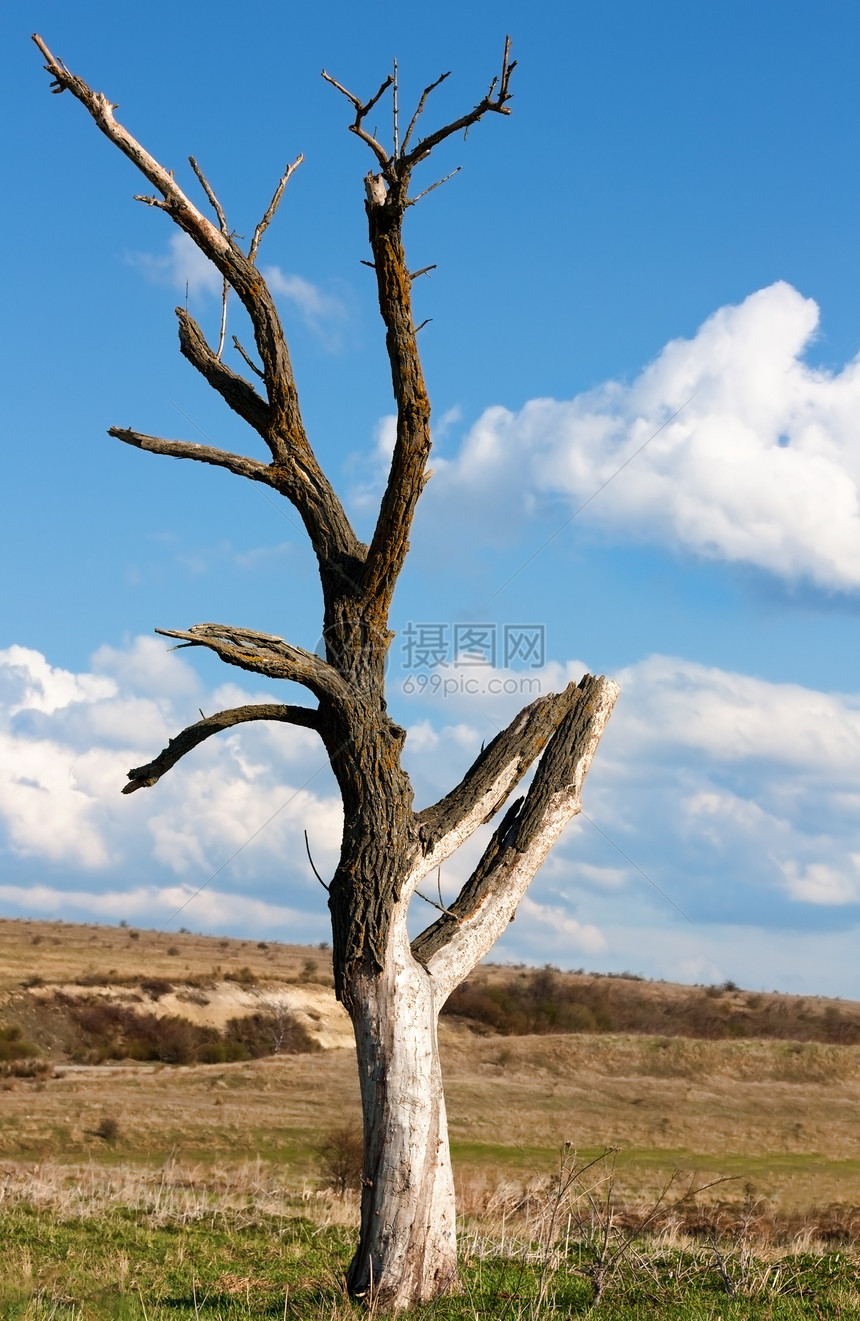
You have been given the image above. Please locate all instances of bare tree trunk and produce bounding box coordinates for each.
[33,35,623,1312]
[346,926,457,1309]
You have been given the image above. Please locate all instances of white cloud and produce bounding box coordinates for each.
[127,231,222,295]
[0,881,314,936]
[4,638,860,991]
[518,896,607,953]
[0,733,111,867]
[92,635,202,700]
[432,282,860,590]
[614,654,860,772]
[592,654,860,917]
[349,415,398,515]
[262,266,347,344]
[568,861,629,890]
[780,859,860,906]
[126,239,347,347]
[0,645,115,716]
[0,640,341,893]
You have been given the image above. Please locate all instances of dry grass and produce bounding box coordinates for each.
[2,918,860,1226]
[0,916,333,995]
[0,1155,359,1228]
[0,1024,857,1216]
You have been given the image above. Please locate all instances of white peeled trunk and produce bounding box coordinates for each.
[346,923,457,1309]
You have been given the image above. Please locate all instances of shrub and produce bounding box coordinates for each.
[51,994,316,1065]
[441,968,860,1043]
[224,1011,319,1059]
[225,966,257,985]
[0,1026,38,1062]
[316,1125,363,1195]
[0,1057,53,1081]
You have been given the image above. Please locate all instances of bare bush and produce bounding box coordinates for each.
[316,1126,364,1196]
[47,993,316,1064]
[442,968,860,1043]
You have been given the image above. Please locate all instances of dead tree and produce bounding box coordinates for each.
[34,33,618,1310]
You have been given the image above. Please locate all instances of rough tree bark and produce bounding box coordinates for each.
[34,34,619,1310]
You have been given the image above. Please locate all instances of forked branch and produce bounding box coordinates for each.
[415,682,594,876]
[123,702,322,793]
[320,69,393,170]
[399,36,515,173]
[412,674,619,998]
[325,39,517,622]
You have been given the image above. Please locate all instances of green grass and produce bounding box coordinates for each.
[1,1201,858,1319]
[451,1138,860,1187]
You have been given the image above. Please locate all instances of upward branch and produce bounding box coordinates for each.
[413,674,619,998]
[414,682,591,877]
[325,39,516,625]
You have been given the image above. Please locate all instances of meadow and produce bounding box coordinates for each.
[1,918,858,1317]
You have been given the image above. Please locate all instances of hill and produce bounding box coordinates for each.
[1,918,859,1220]
[2,916,859,1067]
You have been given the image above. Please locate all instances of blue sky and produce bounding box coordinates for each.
[3,1,860,995]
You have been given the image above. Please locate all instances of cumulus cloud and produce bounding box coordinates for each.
[780,859,860,906]
[4,638,860,991]
[598,655,860,917]
[614,654,860,771]
[431,282,860,590]
[0,645,115,716]
[518,896,607,953]
[0,641,341,910]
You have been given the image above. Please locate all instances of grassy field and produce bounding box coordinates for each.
[1,917,859,1315]
[1,1155,859,1318]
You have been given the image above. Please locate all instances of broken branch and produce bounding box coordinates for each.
[108,426,277,485]
[174,310,269,430]
[415,682,591,877]
[412,675,619,996]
